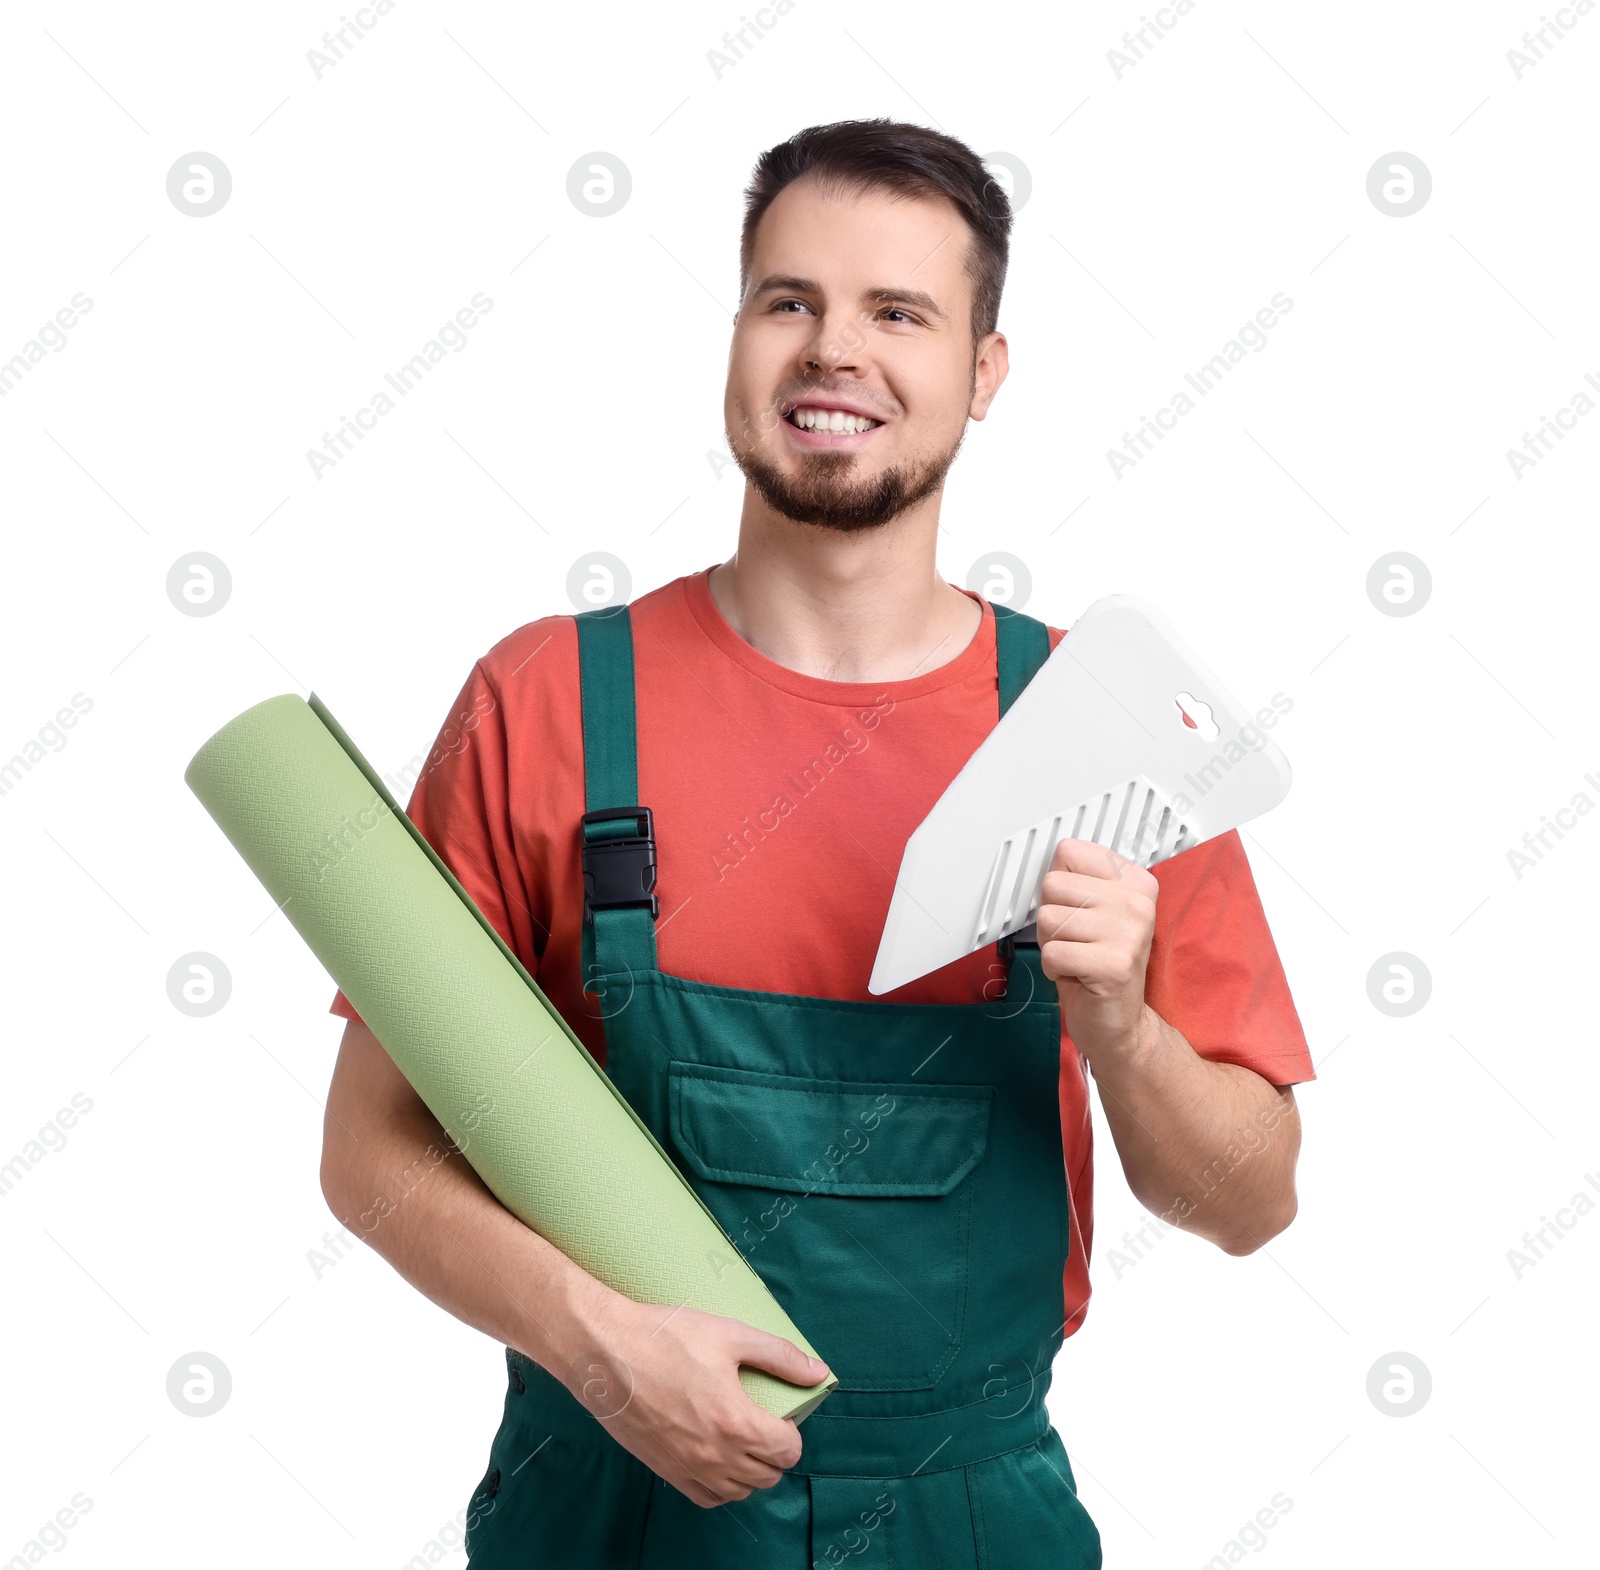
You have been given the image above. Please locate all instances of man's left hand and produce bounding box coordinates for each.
[1034,837,1159,1061]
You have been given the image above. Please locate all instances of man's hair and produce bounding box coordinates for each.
[739,118,1012,347]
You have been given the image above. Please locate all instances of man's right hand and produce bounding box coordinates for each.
[561,1285,830,1508]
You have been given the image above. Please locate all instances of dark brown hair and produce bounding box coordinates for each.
[739,118,1012,347]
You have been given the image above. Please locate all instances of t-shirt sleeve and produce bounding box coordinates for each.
[1142,828,1315,1086]
[329,660,531,1031]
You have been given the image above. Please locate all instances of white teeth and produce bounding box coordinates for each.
[791,407,876,433]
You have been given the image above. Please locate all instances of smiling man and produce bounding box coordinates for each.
[320,119,1313,1569]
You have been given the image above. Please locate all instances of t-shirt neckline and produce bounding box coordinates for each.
[682,563,996,705]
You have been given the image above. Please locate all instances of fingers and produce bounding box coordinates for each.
[716,1327,815,1470]
[653,1388,802,1508]
[728,1456,788,1491]
[1035,877,1156,949]
[666,1445,785,1508]
[616,1313,827,1509]
[1038,937,1144,991]
[719,1393,803,1472]
[1034,899,1103,946]
[727,1323,831,1389]
[1040,864,1158,910]
[656,1434,758,1508]
[746,1417,804,1472]
[1035,902,1148,954]
[1047,838,1160,894]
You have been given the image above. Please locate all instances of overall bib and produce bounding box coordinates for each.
[463,601,1102,1569]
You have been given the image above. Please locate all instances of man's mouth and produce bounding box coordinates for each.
[781,401,885,440]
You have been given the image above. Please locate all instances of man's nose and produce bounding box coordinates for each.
[799,312,869,377]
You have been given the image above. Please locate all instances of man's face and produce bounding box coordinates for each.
[725,176,1004,532]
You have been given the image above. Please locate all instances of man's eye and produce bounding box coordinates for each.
[882,307,916,324]
[773,299,810,314]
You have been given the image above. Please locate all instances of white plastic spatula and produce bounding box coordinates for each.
[867,594,1292,995]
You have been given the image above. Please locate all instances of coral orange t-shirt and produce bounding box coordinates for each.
[331,565,1314,1335]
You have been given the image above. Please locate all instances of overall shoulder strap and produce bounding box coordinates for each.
[991,602,1055,986]
[993,602,1052,718]
[573,606,659,986]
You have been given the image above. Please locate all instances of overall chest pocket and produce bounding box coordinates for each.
[669,1061,993,1392]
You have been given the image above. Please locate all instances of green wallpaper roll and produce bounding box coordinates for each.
[185,692,835,1423]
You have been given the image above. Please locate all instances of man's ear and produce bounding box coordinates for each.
[969,331,1010,421]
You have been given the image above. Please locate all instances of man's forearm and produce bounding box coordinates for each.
[1081,1003,1301,1254]
[319,1094,613,1381]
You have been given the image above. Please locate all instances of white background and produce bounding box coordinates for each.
[1,1,1595,1565]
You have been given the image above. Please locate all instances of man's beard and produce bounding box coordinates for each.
[732,421,967,533]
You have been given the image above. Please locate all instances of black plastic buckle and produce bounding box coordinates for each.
[580,806,659,922]
[998,921,1040,964]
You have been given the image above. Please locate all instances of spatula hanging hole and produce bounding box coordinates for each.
[1174,690,1219,741]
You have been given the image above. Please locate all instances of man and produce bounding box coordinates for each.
[321,118,1313,1567]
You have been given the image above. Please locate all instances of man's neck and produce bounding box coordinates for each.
[707,499,984,684]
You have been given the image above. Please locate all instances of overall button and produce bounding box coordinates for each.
[510,1364,526,1395]
[483,1467,501,1500]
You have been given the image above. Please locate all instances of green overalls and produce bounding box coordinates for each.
[462,600,1102,1569]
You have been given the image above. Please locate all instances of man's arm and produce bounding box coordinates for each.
[319,1016,598,1369]
[1080,1016,1300,1253]
[1036,838,1302,1255]
[320,1016,829,1506]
